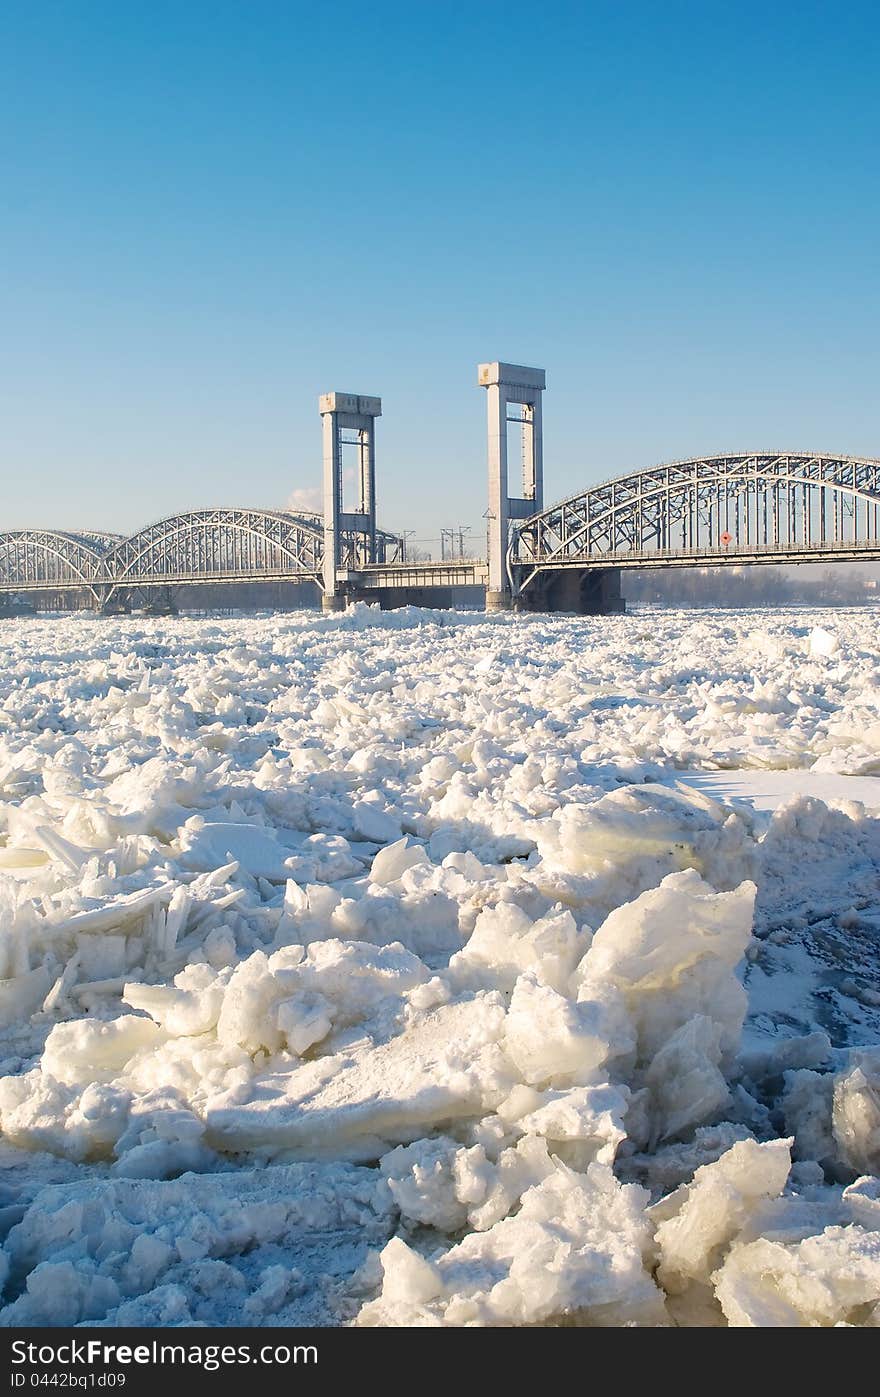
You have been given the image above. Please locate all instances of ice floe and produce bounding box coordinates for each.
[0,605,878,1326]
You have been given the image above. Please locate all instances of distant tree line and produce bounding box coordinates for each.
[622,564,880,608]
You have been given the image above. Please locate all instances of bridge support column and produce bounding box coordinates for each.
[478,362,545,611]
[582,567,625,613]
[319,391,382,608]
[516,568,625,615]
[321,593,347,614]
[485,589,513,611]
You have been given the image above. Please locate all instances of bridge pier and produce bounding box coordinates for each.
[0,591,36,619]
[96,585,131,616]
[486,589,513,612]
[581,567,625,614]
[515,567,625,615]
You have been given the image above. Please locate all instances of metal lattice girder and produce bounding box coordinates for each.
[0,510,329,594]
[336,525,407,571]
[0,529,111,598]
[103,508,324,588]
[511,452,880,589]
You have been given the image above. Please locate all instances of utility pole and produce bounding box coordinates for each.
[441,525,472,561]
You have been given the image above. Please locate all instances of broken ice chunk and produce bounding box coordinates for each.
[577,869,755,1066]
[653,1137,792,1292]
[359,1164,666,1327]
[41,1015,165,1087]
[369,838,429,886]
[504,972,633,1087]
[276,991,334,1055]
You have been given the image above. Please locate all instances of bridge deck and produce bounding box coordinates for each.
[6,538,880,597]
[342,561,489,589]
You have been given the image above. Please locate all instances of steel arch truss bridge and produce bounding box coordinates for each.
[510,452,880,593]
[0,530,123,602]
[0,509,331,603]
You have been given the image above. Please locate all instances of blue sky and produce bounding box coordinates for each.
[1,1,879,549]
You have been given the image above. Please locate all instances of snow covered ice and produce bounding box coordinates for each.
[0,603,880,1327]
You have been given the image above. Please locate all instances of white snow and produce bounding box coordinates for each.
[0,603,878,1327]
[678,768,880,817]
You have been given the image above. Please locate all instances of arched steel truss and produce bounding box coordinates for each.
[104,508,323,592]
[0,508,405,599]
[6,455,880,606]
[510,452,880,592]
[0,530,113,602]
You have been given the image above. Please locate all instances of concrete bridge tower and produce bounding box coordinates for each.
[319,391,381,611]
[478,362,546,609]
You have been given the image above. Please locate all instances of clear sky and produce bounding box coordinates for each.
[1,1,879,551]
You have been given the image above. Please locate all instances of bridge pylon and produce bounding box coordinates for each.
[319,391,382,611]
[478,362,545,609]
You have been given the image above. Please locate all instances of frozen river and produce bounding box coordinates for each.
[0,604,878,1327]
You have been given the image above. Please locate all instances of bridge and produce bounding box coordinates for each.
[0,510,408,610]
[3,363,880,615]
[507,449,880,613]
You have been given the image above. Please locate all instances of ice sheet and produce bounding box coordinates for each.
[677,769,880,816]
